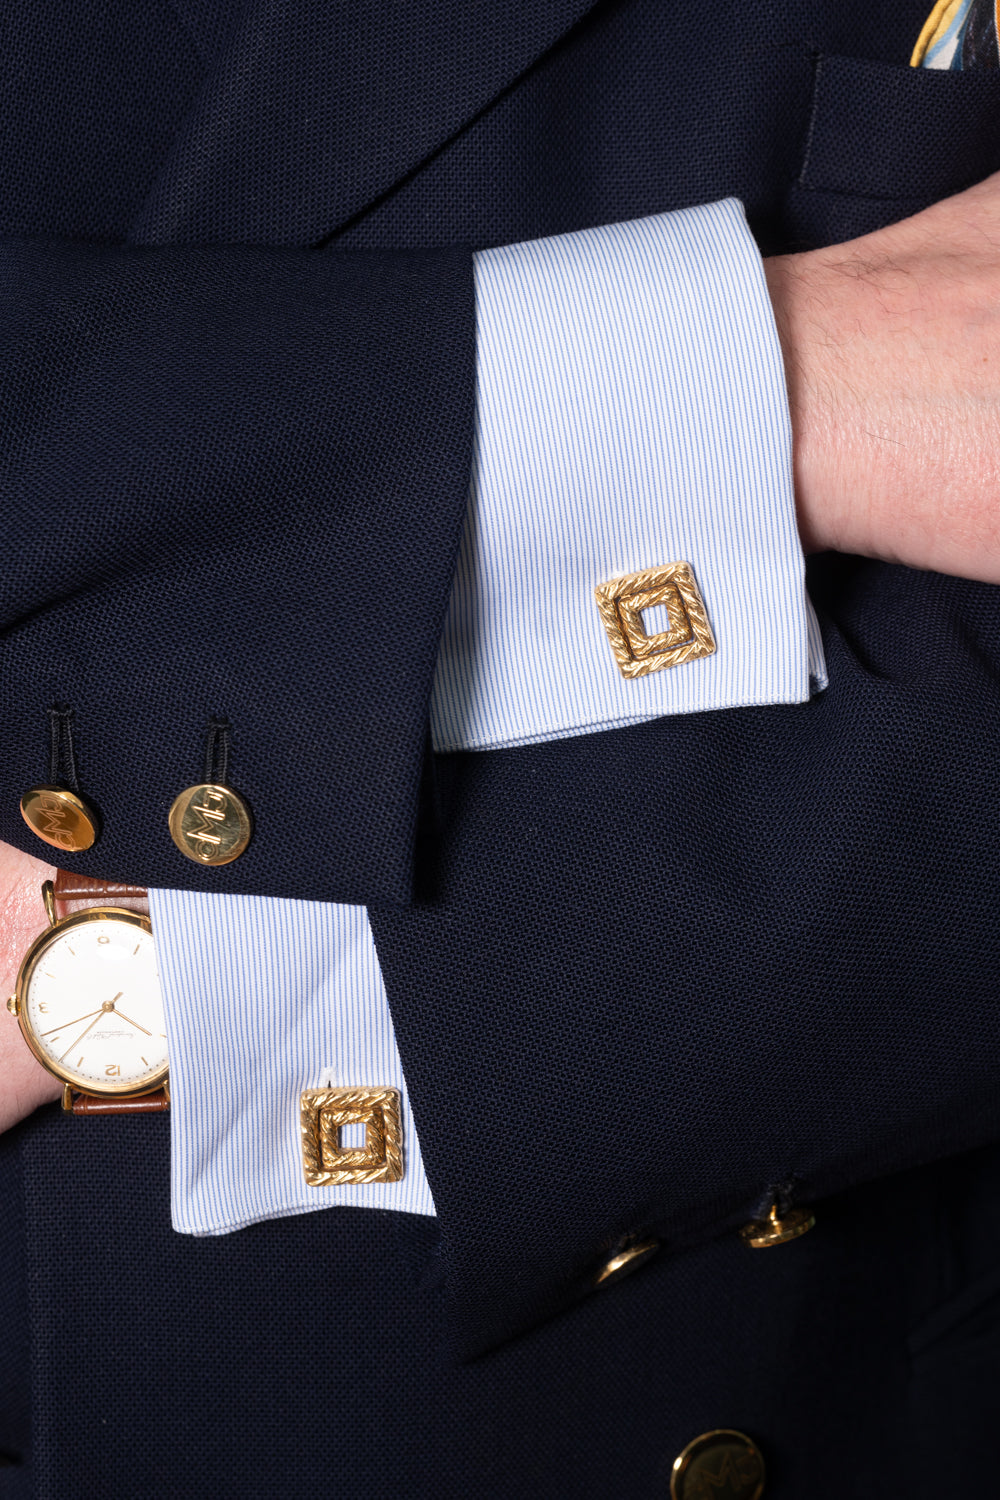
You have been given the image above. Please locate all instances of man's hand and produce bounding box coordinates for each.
[0,841,62,1133]
[765,170,1000,581]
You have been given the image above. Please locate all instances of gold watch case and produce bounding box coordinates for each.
[8,906,169,1097]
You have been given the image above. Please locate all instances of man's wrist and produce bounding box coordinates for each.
[0,842,63,1132]
[763,251,844,561]
[764,170,1000,586]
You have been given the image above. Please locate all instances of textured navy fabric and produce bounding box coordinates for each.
[372,556,1000,1354]
[0,237,473,904]
[2,0,1000,1491]
[6,1108,1000,1499]
[2,0,1000,902]
[0,1129,28,1490]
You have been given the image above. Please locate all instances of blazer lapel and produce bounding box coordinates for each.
[131,0,599,245]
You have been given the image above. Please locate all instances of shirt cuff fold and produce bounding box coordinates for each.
[431,198,826,754]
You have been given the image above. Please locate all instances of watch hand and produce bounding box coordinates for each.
[112,1009,151,1037]
[41,1007,100,1037]
[58,1010,105,1064]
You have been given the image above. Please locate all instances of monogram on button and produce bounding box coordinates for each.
[20,786,99,853]
[168,782,253,866]
[671,1429,765,1500]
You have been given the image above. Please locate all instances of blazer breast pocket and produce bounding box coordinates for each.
[785,53,1000,249]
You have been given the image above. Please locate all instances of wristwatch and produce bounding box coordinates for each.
[6,872,169,1115]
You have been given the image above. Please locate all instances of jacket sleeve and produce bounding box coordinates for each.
[0,236,474,904]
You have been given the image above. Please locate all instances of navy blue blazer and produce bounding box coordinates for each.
[3,1,1000,1495]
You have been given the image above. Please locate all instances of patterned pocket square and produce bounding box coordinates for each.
[913,0,1000,69]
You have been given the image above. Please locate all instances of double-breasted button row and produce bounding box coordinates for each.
[20,780,253,865]
[592,1199,815,1296]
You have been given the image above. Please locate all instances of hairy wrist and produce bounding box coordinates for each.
[764,174,1000,584]
[764,250,848,559]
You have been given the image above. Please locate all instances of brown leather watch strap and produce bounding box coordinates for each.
[71,1088,169,1116]
[53,870,147,901]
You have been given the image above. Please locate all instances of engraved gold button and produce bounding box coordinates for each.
[739,1203,815,1249]
[671,1430,765,1500]
[300,1087,403,1186]
[593,1236,660,1288]
[594,561,715,678]
[20,786,98,852]
[168,783,252,866]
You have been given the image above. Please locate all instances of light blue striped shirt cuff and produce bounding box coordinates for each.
[432,197,826,752]
[152,199,826,1235]
[148,890,436,1233]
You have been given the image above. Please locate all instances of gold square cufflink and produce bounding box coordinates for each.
[594,561,715,678]
[300,1087,403,1186]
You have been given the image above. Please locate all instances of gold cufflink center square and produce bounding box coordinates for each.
[595,561,715,678]
[300,1087,403,1186]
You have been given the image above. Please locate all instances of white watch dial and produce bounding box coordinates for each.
[23,916,167,1092]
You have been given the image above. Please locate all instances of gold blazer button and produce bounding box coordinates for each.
[593,1236,660,1288]
[671,1430,765,1500]
[168,783,253,866]
[20,786,99,852]
[739,1204,815,1250]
